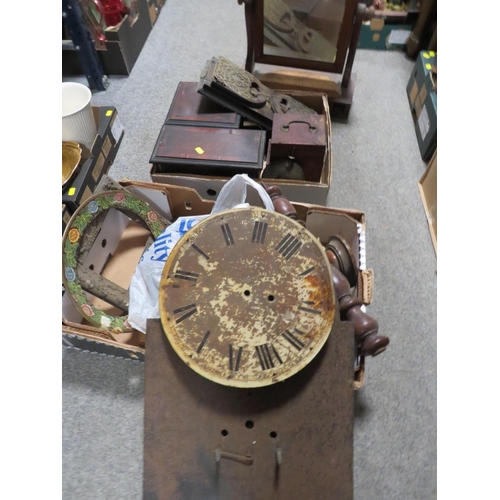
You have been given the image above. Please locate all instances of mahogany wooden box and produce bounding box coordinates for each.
[267,113,327,183]
[165,81,242,129]
[150,124,267,178]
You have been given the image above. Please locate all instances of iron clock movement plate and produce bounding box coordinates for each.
[159,207,335,388]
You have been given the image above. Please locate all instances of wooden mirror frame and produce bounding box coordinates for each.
[238,0,370,90]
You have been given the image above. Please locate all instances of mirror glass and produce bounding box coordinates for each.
[263,0,346,63]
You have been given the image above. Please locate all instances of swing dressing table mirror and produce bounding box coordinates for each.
[238,0,374,119]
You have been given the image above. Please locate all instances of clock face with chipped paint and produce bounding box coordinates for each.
[159,207,336,388]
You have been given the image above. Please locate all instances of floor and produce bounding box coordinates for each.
[62,1,437,498]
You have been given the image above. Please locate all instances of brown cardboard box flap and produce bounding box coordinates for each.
[120,178,215,216]
[418,151,437,254]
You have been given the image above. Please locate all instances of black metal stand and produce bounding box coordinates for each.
[62,0,109,91]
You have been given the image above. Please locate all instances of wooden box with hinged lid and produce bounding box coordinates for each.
[264,113,327,182]
[149,124,267,178]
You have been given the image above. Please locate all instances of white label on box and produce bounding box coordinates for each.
[357,223,367,313]
[418,103,430,141]
[387,29,411,45]
[111,115,124,142]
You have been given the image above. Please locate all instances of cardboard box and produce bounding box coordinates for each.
[407,51,437,161]
[150,92,332,205]
[62,178,372,386]
[418,150,437,254]
[62,106,124,213]
[407,50,437,94]
[358,19,412,50]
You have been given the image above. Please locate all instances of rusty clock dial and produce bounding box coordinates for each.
[159,207,335,388]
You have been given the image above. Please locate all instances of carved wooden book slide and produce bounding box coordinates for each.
[198,56,317,130]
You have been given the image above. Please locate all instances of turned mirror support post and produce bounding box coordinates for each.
[341,3,374,89]
[238,0,256,73]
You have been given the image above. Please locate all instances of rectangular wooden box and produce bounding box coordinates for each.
[165,81,241,128]
[150,124,267,178]
[267,113,327,183]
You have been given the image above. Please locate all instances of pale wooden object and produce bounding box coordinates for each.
[257,68,341,98]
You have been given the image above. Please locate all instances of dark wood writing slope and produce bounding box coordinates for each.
[143,318,354,500]
[149,124,267,178]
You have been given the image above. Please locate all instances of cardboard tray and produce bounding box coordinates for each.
[150,92,332,205]
[62,179,372,387]
[418,150,437,255]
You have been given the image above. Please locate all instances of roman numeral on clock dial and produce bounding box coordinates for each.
[251,220,268,244]
[275,233,302,260]
[255,343,283,370]
[298,301,321,315]
[221,223,234,246]
[196,330,211,354]
[228,344,243,372]
[298,266,315,277]
[173,303,197,323]
[191,243,209,260]
[173,270,199,282]
[282,329,305,351]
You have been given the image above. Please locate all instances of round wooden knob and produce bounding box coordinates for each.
[325,236,358,287]
[263,185,306,226]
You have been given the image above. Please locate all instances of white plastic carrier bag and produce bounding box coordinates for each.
[127,174,275,333]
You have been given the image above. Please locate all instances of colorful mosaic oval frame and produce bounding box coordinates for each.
[62,190,168,332]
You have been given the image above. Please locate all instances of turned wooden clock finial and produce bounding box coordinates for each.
[263,184,306,226]
[327,260,389,357]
